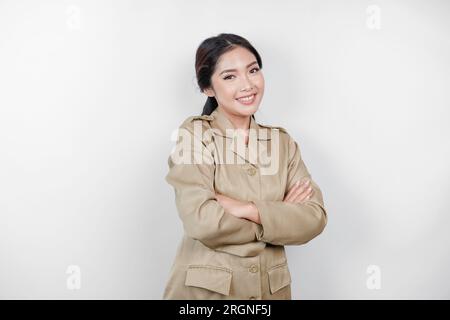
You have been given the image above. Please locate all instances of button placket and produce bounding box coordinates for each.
[249,264,259,273]
[247,167,256,176]
[245,256,262,300]
[245,164,258,177]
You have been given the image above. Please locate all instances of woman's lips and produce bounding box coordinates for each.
[236,93,256,105]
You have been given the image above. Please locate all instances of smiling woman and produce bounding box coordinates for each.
[163,33,328,300]
[197,34,264,125]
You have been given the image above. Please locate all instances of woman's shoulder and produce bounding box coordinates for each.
[256,121,293,144]
[174,114,215,144]
[256,122,288,134]
[177,114,213,132]
[176,113,295,144]
[256,121,299,156]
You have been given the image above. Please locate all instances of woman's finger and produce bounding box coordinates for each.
[284,180,301,201]
[293,186,314,203]
[290,183,311,203]
[285,179,310,202]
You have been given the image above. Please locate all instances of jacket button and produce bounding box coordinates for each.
[249,264,259,273]
[249,296,256,300]
[247,167,257,176]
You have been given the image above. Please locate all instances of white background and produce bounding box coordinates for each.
[1,0,449,299]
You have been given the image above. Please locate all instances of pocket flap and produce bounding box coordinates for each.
[185,265,232,296]
[268,263,292,294]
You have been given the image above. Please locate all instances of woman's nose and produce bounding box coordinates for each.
[240,76,254,91]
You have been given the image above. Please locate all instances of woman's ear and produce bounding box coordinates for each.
[203,87,215,98]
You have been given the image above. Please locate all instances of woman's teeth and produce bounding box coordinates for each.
[237,94,255,104]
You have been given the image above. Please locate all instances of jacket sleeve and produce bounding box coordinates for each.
[165,121,259,249]
[252,134,328,246]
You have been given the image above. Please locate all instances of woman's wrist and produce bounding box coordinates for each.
[245,201,261,224]
[215,192,261,224]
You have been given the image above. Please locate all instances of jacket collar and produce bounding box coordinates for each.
[210,107,271,141]
[208,107,273,166]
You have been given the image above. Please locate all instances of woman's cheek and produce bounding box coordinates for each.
[255,75,265,90]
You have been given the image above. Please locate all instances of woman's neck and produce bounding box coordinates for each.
[217,106,250,131]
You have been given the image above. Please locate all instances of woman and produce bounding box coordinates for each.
[163,33,327,300]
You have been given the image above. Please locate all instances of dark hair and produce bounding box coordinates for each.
[195,33,263,117]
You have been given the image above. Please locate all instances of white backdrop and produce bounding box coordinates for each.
[1,0,449,299]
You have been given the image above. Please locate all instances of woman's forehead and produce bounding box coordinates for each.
[215,47,257,71]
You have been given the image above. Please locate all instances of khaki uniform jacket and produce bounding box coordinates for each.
[163,107,327,300]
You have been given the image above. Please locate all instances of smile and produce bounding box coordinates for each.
[236,94,256,105]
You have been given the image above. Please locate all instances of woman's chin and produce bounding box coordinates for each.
[234,103,259,115]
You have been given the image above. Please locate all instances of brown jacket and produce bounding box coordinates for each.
[163,107,327,299]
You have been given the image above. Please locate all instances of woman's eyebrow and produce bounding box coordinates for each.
[219,61,258,75]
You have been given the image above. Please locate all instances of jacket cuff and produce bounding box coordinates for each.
[252,199,280,244]
[251,199,327,246]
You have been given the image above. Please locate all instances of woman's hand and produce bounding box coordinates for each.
[215,179,313,225]
[283,178,314,204]
[215,193,261,224]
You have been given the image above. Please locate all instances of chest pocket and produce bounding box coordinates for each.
[268,262,292,294]
[184,265,232,296]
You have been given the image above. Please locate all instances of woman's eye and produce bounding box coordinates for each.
[223,68,259,80]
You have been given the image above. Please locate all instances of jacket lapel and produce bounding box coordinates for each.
[210,108,272,166]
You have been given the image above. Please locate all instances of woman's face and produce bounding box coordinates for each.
[204,46,265,118]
